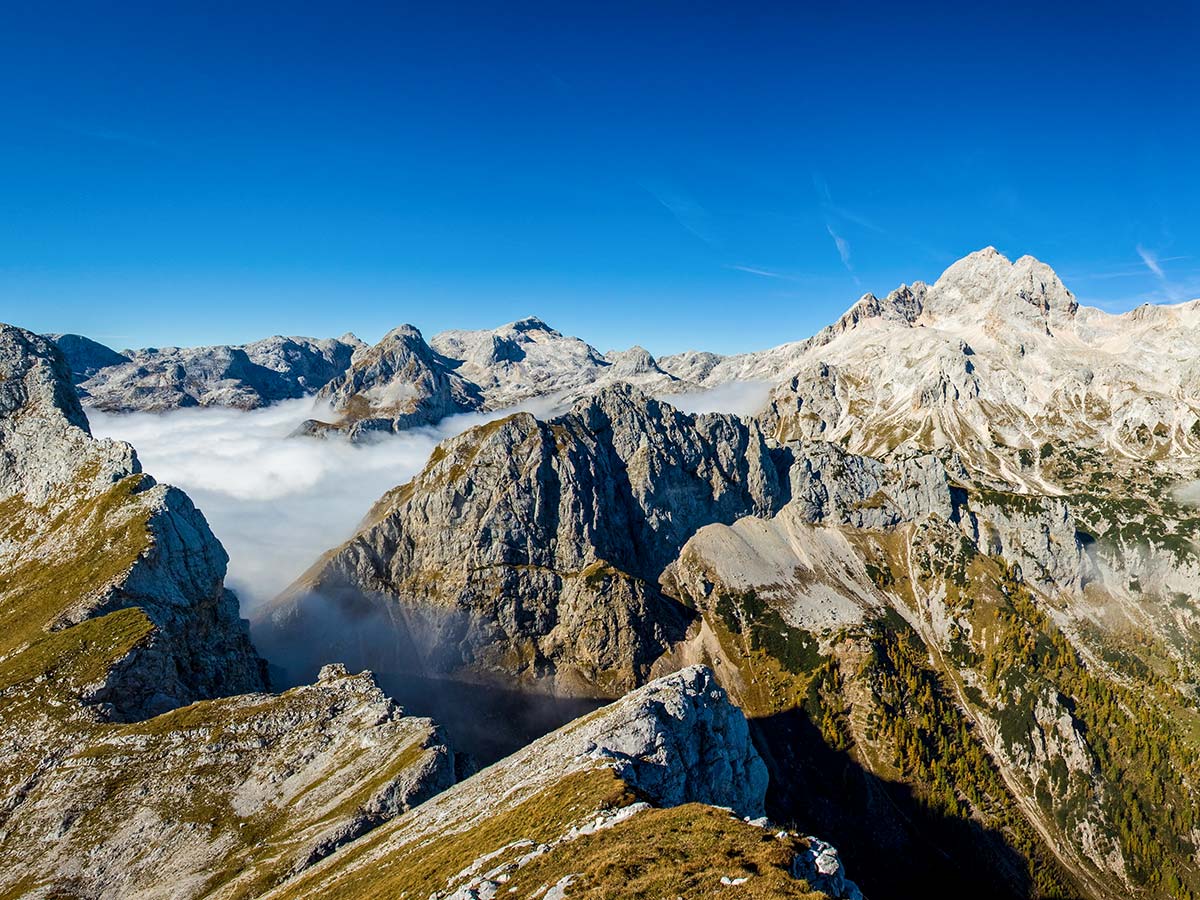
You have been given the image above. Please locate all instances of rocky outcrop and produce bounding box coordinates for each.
[0,665,458,900]
[793,837,864,900]
[260,667,855,900]
[69,333,362,412]
[603,344,681,390]
[657,348,725,382]
[497,665,770,819]
[964,488,1085,591]
[296,325,481,439]
[0,324,267,717]
[262,383,783,694]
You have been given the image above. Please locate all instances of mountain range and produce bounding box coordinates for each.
[4,247,1199,899]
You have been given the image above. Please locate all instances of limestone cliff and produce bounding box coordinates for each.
[265,383,782,693]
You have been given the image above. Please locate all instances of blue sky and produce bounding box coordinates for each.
[1,1,1197,355]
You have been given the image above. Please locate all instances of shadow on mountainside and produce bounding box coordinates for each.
[271,657,605,767]
[750,707,1073,900]
[252,592,608,766]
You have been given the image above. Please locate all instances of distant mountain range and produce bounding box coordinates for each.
[52,247,1200,462]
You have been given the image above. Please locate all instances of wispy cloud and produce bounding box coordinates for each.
[823,202,888,235]
[641,182,719,246]
[1077,255,1200,312]
[1065,256,1190,283]
[826,223,860,285]
[1133,244,1198,302]
[1136,244,1166,281]
[812,170,950,264]
[726,264,791,280]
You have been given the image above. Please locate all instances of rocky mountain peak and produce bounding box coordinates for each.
[1,324,138,505]
[920,247,1078,331]
[46,333,130,384]
[604,344,671,378]
[884,282,927,320]
[2,325,92,432]
[299,324,481,439]
[377,323,430,346]
[835,284,927,333]
[509,314,556,333]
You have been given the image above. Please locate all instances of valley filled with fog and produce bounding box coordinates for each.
[89,382,772,615]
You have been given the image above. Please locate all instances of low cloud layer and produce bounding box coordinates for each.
[659,380,773,417]
[1175,480,1200,507]
[90,384,763,614]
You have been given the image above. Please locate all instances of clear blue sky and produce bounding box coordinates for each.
[1,1,1197,355]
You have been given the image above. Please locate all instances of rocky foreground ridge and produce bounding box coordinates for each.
[266,666,860,900]
[0,323,851,899]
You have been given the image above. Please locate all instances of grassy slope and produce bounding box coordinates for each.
[269,768,830,900]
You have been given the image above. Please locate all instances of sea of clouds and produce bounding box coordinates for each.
[89,382,771,613]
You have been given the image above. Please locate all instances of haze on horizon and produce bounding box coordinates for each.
[1,1,1197,355]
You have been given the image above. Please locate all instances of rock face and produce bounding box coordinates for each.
[742,249,1200,475]
[0,324,267,717]
[296,324,482,439]
[493,665,769,820]
[1,666,458,900]
[0,323,463,900]
[263,384,783,694]
[60,333,362,412]
[260,667,855,900]
[47,333,130,383]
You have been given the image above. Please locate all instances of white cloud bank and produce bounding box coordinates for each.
[89,383,764,613]
[658,380,773,418]
[1175,480,1200,507]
